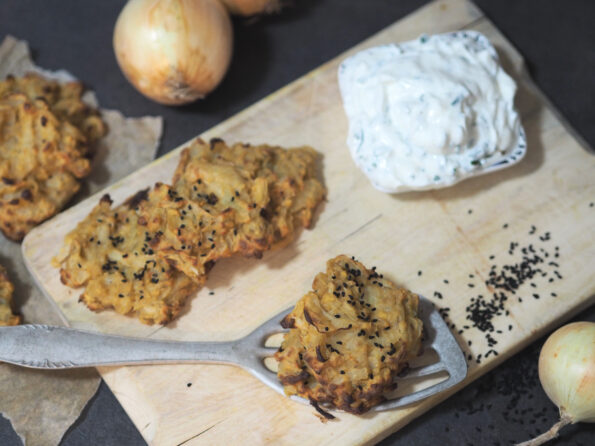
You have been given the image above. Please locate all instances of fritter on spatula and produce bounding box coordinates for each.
[275,255,423,414]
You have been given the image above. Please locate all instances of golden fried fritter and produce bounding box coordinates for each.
[0,93,92,240]
[129,134,327,280]
[54,139,325,324]
[0,73,107,144]
[0,265,20,326]
[53,194,200,325]
[157,137,326,278]
[0,73,107,241]
[275,255,423,414]
[139,137,325,282]
[130,182,232,281]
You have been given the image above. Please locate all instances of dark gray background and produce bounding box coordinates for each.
[1,0,594,444]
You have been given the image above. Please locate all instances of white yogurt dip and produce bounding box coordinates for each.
[338,31,526,193]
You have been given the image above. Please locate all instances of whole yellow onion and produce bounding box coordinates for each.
[113,0,233,105]
[539,322,595,422]
[517,321,595,446]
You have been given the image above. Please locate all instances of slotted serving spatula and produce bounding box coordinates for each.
[0,296,466,411]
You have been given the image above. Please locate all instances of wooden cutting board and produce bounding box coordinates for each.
[22,0,595,444]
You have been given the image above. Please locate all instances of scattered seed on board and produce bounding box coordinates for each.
[431,224,562,365]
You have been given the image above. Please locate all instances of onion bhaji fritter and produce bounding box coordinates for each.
[54,138,325,324]
[0,73,106,144]
[0,265,20,326]
[172,138,325,255]
[275,255,423,415]
[157,138,326,279]
[0,94,91,240]
[53,194,199,325]
[0,74,107,241]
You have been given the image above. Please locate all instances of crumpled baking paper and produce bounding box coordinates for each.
[0,35,163,446]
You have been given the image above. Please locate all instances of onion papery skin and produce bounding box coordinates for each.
[113,0,233,105]
[538,321,595,423]
[219,0,280,16]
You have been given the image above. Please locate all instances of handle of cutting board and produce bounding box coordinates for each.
[0,325,238,368]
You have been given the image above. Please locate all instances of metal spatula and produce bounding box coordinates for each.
[0,296,466,411]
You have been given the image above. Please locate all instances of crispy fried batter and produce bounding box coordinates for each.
[0,73,107,144]
[0,93,91,240]
[0,73,107,241]
[172,138,325,247]
[157,137,326,278]
[132,182,232,281]
[275,255,423,414]
[54,138,325,324]
[0,265,20,326]
[53,194,200,325]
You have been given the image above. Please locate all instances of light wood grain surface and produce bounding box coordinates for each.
[22,0,595,444]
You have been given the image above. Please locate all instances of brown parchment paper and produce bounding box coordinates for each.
[0,35,163,446]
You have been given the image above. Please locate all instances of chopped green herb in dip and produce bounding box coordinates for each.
[338,31,526,192]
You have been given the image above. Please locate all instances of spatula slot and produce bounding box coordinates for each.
[263,356,279,373]
[406,347,439,368]
[263,332,285,348]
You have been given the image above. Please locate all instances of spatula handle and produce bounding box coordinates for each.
[0,325,237,369]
